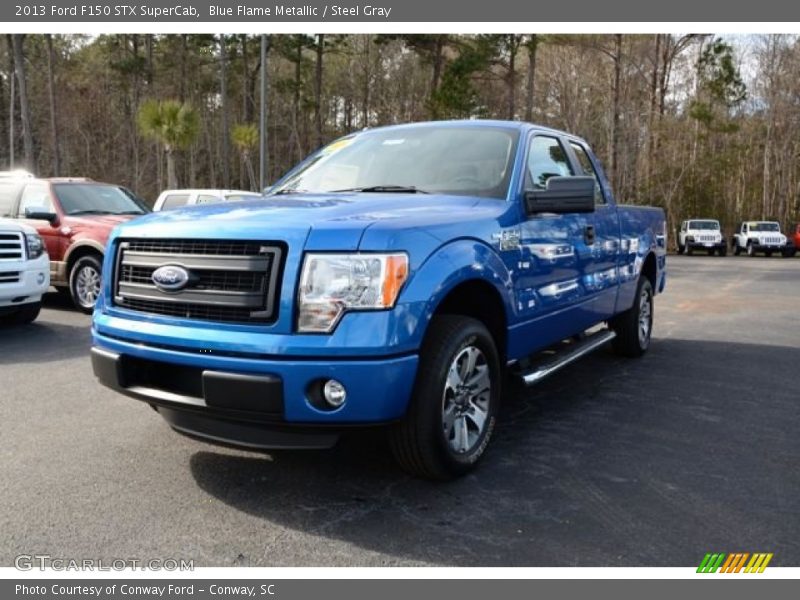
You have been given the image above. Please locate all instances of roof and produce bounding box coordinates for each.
[358,119,587,143]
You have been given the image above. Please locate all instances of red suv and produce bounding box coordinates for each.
[0,177,149,312]
[790,223,800,256]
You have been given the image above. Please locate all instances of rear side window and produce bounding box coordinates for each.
[196,194,222,205]
[160,194,190,210]
[526,136,573,190]
[570,143,606,204]
[225,194,262,202]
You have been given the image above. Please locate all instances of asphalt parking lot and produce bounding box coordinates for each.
[1,255,798,567]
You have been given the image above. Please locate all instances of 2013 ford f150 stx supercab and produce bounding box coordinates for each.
[91,120,667,479]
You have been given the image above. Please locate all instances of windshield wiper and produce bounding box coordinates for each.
[330,185,429,194]
[116,210,146,215]
[67,210,116,215]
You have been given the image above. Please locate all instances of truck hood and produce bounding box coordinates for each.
[114,193,506,250]
[62,214,141,229]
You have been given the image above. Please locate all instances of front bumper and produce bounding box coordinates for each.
[0,257,50,308]
[686,240,725,250]
[91,331,419,449]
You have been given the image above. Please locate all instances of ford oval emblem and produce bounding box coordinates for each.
[151,265,190,292]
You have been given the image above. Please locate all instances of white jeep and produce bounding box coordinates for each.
[0,219,50,325]
[732,221,791,257]
[677,219,726,256]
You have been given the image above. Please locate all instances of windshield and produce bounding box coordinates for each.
[54,183,148,216]
[689,220,719,230]
[271,125,520,199]
[751,222,780,232]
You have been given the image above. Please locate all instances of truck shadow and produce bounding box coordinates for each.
[188,338,800,566]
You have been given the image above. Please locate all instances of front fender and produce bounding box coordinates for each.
[64,238,105,265]
[398,238,514,347]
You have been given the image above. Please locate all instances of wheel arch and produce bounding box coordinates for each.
[65,240,105,275]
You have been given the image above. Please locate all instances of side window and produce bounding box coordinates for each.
[0,181,23,217]
[570,142,606,204]
[160,194,190,210]
[526,136,573,190]
[196,194,221,205]
[18,183,54,217]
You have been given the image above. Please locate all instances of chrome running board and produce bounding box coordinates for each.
[519,329,616,386]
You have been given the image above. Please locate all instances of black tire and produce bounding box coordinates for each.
[733,243,741,256]
[677,244,684,255]
[389,315,501,480]
[782,248,796,258]
[610,277,653,358]
[746,243,756,257]
[69,254,103,314]
[686,245,693,256]
[0,302,41,326]
[718,246,727,257]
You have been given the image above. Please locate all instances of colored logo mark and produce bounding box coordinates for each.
[697,553,773,573]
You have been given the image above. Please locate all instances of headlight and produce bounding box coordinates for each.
[25,233,46,260]
[297,253,409,333]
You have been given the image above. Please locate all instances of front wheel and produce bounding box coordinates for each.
[0,302,41,326]
[69,255,103,314]
[747,243,756,257]
[389,315,501,480]
[610,277,653,358]
[733,244,741,256]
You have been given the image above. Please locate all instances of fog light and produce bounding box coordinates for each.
[322,379,346,407]
[37,273,45,285]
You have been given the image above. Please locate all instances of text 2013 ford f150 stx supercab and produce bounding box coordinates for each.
[91,120,667,479]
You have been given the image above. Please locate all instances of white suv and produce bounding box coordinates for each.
[732,221,790,257]
[677,219,726,256]
[153,189,263,211]
[0,219,50,324]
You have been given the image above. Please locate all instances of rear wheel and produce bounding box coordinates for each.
[69,254,103,314]
[610,277,653,358]
[389,315,501,480]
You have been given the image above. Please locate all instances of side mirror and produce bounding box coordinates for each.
[25,206,59,224]
[525,176,596,215]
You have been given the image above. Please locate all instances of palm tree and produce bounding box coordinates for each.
[137,99,199,189]
[231,123,258,191]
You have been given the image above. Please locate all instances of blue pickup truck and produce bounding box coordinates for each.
[91,120,666,479]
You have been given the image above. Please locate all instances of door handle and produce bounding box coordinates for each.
[584,225,596,245]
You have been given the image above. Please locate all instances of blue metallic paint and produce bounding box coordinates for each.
[93,119,666,425]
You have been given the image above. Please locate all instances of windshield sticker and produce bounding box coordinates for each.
[321,138,355,155]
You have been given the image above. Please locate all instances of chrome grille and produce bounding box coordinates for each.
[0,233,24,261]
[114,239,283,324]
[762,236,782,244]
[0,271,20,284]
[698,234,717,242]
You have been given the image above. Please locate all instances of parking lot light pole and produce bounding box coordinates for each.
[259,34,268,192]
